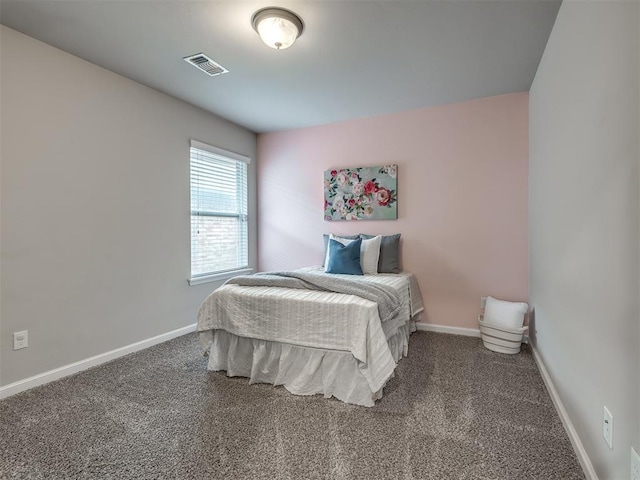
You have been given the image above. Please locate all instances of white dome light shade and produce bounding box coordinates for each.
[252,8,304,50]
[257,16,298,49]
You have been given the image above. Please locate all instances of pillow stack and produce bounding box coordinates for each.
[360,233,401,274]
[478,296,528,355]
[323,233,401,275]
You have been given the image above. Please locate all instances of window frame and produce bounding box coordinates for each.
[188,140,252,286]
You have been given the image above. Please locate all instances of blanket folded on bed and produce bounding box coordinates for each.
[226,270,402,324]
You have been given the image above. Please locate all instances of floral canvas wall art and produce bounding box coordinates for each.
[324,165,397,221]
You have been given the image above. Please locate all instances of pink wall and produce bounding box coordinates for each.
[257,93,528,329]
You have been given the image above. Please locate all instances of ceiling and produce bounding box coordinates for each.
[0,0,561,133]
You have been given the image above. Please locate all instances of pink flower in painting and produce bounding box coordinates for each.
[364,180,378,195]
[345,212,358,221]
[325,215,332,221]
[352,182,364,195]
[324,199,329,209]
[336,172,349,187]
[376,188,391,206]
[348,198,356,207]
[351,172,358,179]
[331,170,337,177]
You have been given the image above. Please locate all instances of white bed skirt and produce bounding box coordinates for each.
[204,322,413,407]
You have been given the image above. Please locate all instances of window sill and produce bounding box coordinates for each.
[188,268,253,286]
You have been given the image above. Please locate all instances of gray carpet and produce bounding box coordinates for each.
[0,332,584,479]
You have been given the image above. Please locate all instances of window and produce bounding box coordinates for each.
[189,140,250,284]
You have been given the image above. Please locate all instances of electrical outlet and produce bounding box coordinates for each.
[13,330,28,350]
[603,406,613,450]
[631,446,640,480]
[480,297,487,309]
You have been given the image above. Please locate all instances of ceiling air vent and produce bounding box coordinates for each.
[183,53,228,77]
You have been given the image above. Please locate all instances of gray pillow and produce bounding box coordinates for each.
[322,234,359,266]
[360,234,401,273]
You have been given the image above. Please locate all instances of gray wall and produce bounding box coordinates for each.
[529,2,639,479]
[0,26,258,386]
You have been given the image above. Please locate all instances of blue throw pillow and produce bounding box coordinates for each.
[322,233,359,266]
[326,238,363,275]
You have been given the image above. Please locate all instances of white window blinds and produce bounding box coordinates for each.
[190,142,249,279]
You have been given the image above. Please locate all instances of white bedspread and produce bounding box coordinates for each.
[197,268,424,396]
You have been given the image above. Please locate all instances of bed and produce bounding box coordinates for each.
[197,266,424,407]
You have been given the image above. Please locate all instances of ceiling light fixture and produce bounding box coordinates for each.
[251,7,304,50]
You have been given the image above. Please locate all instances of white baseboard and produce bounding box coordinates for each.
[0,323,197,400]
[415,322,529,343]
[415,322,482,337]
[530,343,597,480]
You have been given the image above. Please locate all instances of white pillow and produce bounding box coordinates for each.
[325,234,381,275]
[359,235,381,275]
[484,296,528,329]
